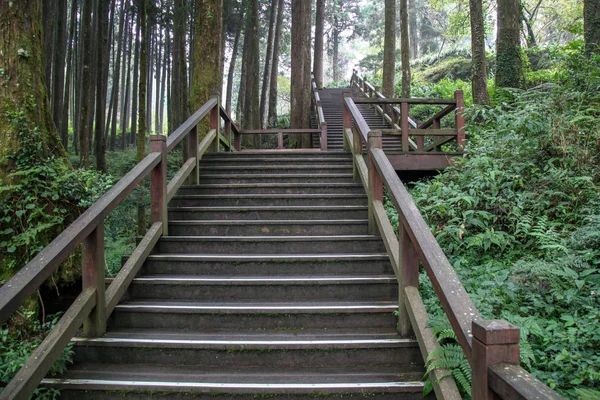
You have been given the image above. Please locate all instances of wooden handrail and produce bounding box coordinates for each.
[354,97,457,105]
[342,91,562,400]
[311,72,327,150]
[0,96,223,400]
[0,151,161,323]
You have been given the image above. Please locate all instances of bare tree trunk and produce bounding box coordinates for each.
[130,16,140,145]
[121,13,134,149]
[584,0,600,53]
[291,0,311,138]
[313,0,325,89]
[408,0,418,59]
[61,0,78,148]
[158,17,168,134]
[399,0,411,98]
[470,0,489,104]
[137,0,148,235]
[52,0,68,135]
[110,1,127,150]
[146,27,154,132]
[383,0,396,98]
[43,0,55,97]
[226,12,242,117]
[78,0,93,168]
[496,0,524,88]
[94,0,110,172]
[259,0,279,129]
[268,0,284,127]
[237,8,249,125]
[242,0,259,137]
[332,18,339,83]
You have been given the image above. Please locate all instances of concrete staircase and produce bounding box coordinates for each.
[44,152,426,399]
[313,88,403,151]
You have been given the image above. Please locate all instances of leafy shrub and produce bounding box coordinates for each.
[0,312,72,399]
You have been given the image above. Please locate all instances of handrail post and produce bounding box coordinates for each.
[321,122,328,151]
[367,131,382,234]
[343,91,352,152]
[362,77,367,94]
[224,117,232,152]
[433,117,441,152]
[82,223,106,337]
[187,125,199,185]
[210,94,220,153]
[455,90,466,149]
[472,320,520,400]
[150,135,168,235]
[401,102,410,152]
[399,223,419,337]
[234,129,241,151]
[278,131,284,149]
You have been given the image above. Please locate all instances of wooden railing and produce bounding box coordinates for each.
[351,70,465,153]
[236,129,321,150]
[0,95,234,400]
[343,95,563,400]
[311,72,328,150]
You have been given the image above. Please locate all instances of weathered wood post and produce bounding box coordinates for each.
[150,135,168,234]
[210,93,220,153]
[343,91,352,152]
[224,116,232,152]
[83,223,106,337]
[362,77,367,94]
[400,102,410,152]
[234,129,241,151]
[433,117,441,152]
[278,131,284,149]
[399,223,419,337]
[367,131,383,234]
[471,320,521,400]
[187,125,199,185]
[455,90,466,149]
[321,121,328,151]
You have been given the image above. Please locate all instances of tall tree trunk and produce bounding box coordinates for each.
[137,0,148,235]
[191,0,223,127]
[259,0,279,129]
[226,12,242,117]
[146,27,154,132]
[399,0,411,97]
[171,0,189,132]
[61,0,79,148]
[158,17,168,134]
[52,0,68,135]
[94,0,110,172]
[78,0,93,168]
[332,18,339,83]
[291,0,311,146]
[110,1,127,150]
[73,4,81,155]
[131,12,141,145]
[496,0,524,88]
[313,0,325,89]
[268,0,284,127]
[43,0,55,96]
[236,16,249,124]
[242,0,259,137]
[470,0,489,104]
[408,0,418,59]
[0,0,67,182]
[383,0,396,98]
[584,0,600,53]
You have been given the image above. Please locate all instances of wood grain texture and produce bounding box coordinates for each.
[489,364,565,400]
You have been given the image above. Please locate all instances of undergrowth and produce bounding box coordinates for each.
[385,44,600,398]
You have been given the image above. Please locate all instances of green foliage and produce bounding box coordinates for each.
[0,111,112,283]
[386,48,600,397]
[0,312,72,399]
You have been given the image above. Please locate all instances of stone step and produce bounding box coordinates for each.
[168,206,368,220]
[156,235,385,254]
[126,275,398,302]
[110,300,399,331]
[169,194,367,207]
[140,254,393,276]
[167,219,369,235]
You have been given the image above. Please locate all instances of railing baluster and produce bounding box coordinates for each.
[210,95,220,153]
[82,223,106,337]
[401,102,410,152]
[278,131,284,149]
[455,90,466,149]
[367,131,383,234]
[320,122,328,151]
[150,135,168,234]
[472,320,520,400]
[343,91,352,152]
[187,126,199,185]
[399,224,419,337]
[433,117,441,151]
